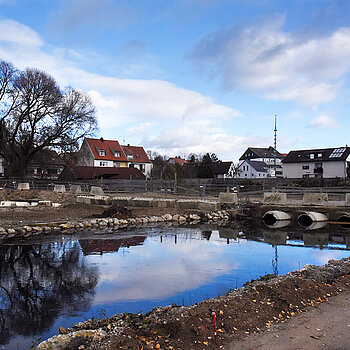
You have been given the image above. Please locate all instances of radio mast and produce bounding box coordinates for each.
[274,115,277,177]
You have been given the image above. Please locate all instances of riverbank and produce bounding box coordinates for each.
[36,257,350,350]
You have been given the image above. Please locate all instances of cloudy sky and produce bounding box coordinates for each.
[0,0,350,161]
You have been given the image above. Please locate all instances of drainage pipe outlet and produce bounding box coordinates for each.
[297,211,328,228]
[336,213,350,229]
[262,210,292,226]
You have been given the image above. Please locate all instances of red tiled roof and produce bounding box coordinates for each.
[59,166,146,180]
[86,138,129,161]
[121,145,151,163]
[79,237,146,255]
[169,157,188,166]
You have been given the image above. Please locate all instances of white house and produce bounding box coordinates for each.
[238,146,284,178]
[282,147,350,178]
[235,159,269,178]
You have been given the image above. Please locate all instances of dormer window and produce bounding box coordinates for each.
[318,153,322,158]
[115,151,121,157]
[127,154,133,160]
[99,149,106,156]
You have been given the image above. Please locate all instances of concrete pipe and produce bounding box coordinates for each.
[262,210,292,226]
[297,211,328,229]
[336,213,350,229]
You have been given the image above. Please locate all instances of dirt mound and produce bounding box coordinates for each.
[91,205,133,219]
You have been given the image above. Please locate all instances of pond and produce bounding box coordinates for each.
[1,222,350,349]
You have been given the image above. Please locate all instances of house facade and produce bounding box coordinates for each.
[76,138,152,178]
[235,159,269,178]
[212,161,235,179]
[282,147,350,178]
[239,146,284,177]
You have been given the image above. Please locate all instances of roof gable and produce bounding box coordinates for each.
[239,146,284,160]
[121,145,151,163]
[86,138,128,161]
[282,147,350,163]
[212,161,232,175]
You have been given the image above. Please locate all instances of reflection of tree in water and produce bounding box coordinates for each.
[0,242,98,345]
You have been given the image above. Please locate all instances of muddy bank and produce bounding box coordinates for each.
[37,257,350,350]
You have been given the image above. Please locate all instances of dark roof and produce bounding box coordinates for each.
[59,166,146,180]
[239,146,284,160]
[121,145,151,163]
[282,147,350,163]
[212,161,232,175]
[243,160,268,173]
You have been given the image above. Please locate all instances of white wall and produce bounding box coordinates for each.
[94,160,114,167]
[283,161,347,178]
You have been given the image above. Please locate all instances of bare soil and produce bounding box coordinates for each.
[0,189,192,227]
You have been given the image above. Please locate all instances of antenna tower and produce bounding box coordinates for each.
[273,115,277,176]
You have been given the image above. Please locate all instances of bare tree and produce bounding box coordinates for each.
[0,61,98,176]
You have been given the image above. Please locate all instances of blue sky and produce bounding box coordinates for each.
[0,0,350,161]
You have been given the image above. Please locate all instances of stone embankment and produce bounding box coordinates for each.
[0,209,231,240]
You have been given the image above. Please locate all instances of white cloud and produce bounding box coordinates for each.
[190,15,350,105]
[0,19,244,159]
[308,115,339,129]
[0,19,43,47]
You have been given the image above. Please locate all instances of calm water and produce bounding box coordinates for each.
[1,223,350,349]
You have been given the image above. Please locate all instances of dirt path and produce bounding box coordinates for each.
[228,290,350,350]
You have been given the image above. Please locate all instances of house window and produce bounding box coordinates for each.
[140,164,145,172]
[113,162,120,167]
[309,154,314,159]
[114,151,121,157]
[318,153,323,158]
[129,163,134,168]
[302,165,309,170]
[99,161,108,167]
[99,149,106,156]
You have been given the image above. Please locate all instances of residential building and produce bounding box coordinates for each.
[121,144,153,178]
[239,146,284,177]
[235,159,269,178]
[282,147,350,178]
[212,161,235,179]
[168,157,188,166]
[0,150,64,179]
[76,138,152,178]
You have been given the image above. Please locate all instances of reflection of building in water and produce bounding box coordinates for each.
[263,232,287,245]
[219,228,238,244]
[201,230,212,241]
[303,233,329,247]
[79,236,146,255]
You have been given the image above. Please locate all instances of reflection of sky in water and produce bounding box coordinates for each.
[2,227,350,349]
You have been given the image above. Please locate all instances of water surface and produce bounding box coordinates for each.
[0,223,349,349]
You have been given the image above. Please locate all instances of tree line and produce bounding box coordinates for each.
[151,152,222,179]
[0,60,98,177]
